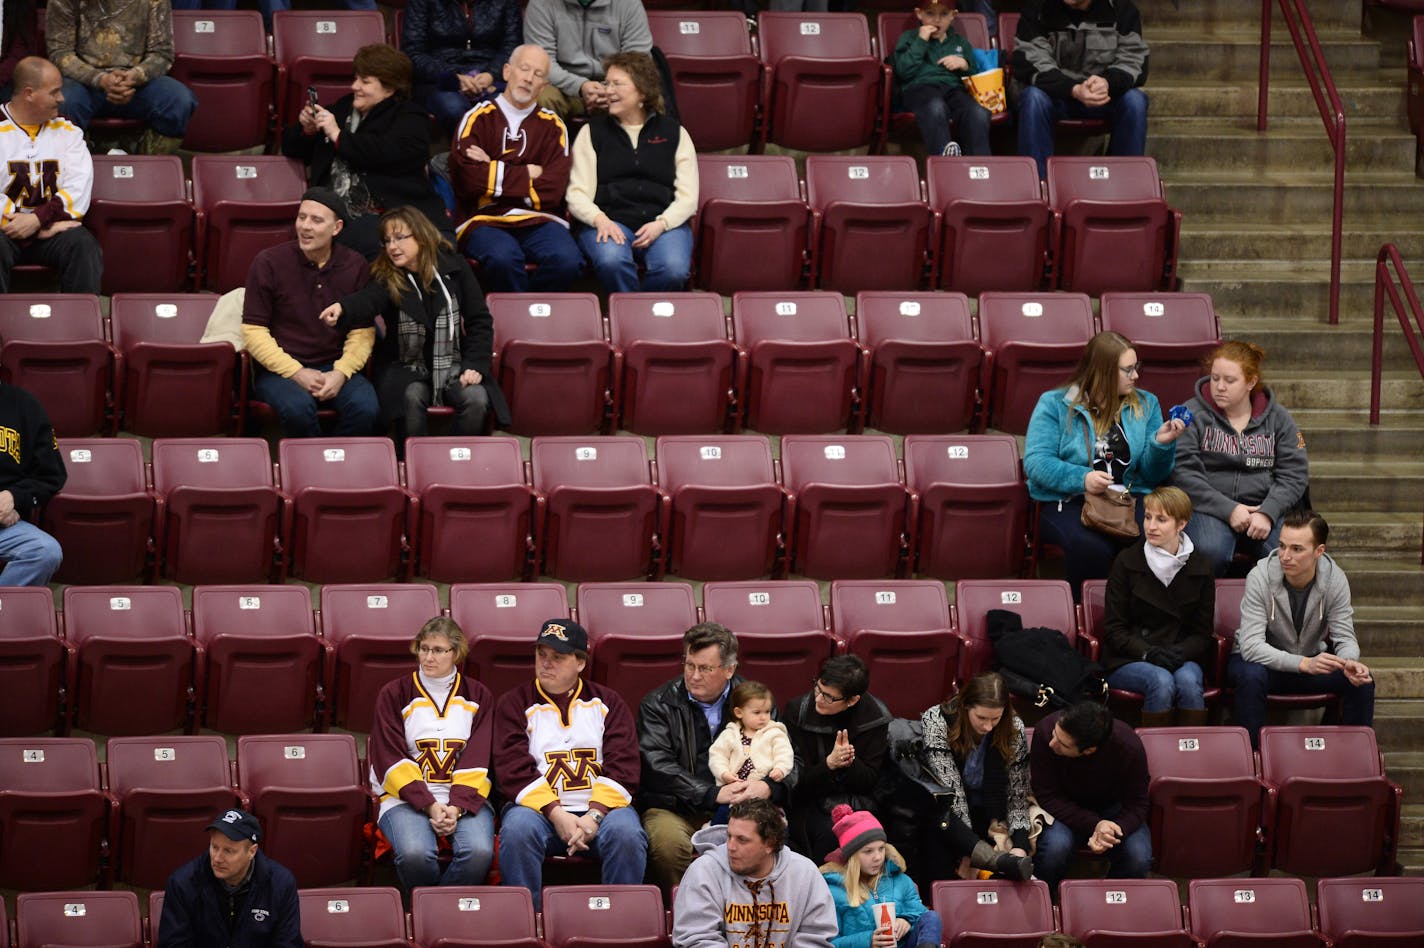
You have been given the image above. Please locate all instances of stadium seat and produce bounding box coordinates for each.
[905,434,1028,580]
[0,738,108,890]
[655,435,785,580]
[578,582,698,710]
[609,292,739,435]
[954,578,1078,680]
[151,437,282,584]
[62,585,192,735]
[977,290,1096,434]
[171,10,274,152]
[321,583,442,732]
[1316,876,1424,948]
[488,293,616,436]
[694,155,811,294]
[1046,156,1181,296]
[192,584,324,734]
[856,291,981,434]
[88,156,193,295]
[541,884,670,948]
[272,10,388,129]
[1213,578,1340,717]
[926,156,1051,294]
[1099,292,1222,409]
[805,155,931,292]
[236,733,371,888]
[702,581,836,703]
[875,12,996,144]
[0,587,64,736]
[191,155,307,292]
[1186,877,1323,948]
[780,435,910,580]
[410,885,543,948]
[449,582,570,700]
[530,436,666,582]
[0,294,113,436]
[756,13,886,153]
[829,579,955,718]
[41,438,153,585]
[105,734,242,889]
[298,887,410,948]
[14,891,142,948]
[1259,725,1401,877]
[647,11,759,151]
[932,879,1055,948]
[111,293,236,437]
[404,436,536,583]
[1058,878,1195,948]
[1136,725,1263,878]
[278,437,408,583]
[731,291,862,435]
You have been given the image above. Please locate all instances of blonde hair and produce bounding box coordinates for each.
[1064,331,1144,435]
[821,842,909,908]
[1144,485,1193,524]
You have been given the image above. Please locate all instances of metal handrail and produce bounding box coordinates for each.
[1257,0,1347,325]
[1370,244,1424,563]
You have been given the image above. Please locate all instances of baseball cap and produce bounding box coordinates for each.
[536,618,588,654]
[207,808,261,843]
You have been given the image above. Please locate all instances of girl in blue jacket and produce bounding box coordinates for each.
[821,805,942,948]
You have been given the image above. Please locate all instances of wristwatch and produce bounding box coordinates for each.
[590,811,604,825]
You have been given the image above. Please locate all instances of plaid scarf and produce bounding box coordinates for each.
[396,271,460,403]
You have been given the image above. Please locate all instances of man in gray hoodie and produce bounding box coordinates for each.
[672,799,837,948]
[1228,509,1374,747]
[522,0,651,117]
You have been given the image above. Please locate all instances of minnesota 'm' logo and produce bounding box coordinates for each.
[541,623,569,642]
[5,159,59,208]
[413,738,466,783]
[544,748,600,791]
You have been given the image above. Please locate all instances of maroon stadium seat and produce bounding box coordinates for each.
[541,884,670,948]
[1059,878,1195,948]
[1098,292,1222,410]
[488,293,615,436]
[0,294,112,436]
[42,438,153,585]
[171,10,274,152]
[905,434,1028,580]
[927,156,1051,294]
[647,11,759,152]
[702,581,836,703]
[805,155,931,293]
[856,291,982,434]
[14,891,142,948]
[610,292,738,435]
[88,156,193,295]
[298,887,410,948]
[932,879,1054,948]
[411,885,543,948]
[694,155,811,294]
[1316,876,1424,948]
[578,581,698,710]
[320,582,442,732]
[0,587,64,736]
[110,293,236,437]
[0,738,108,891]
[191,155,306,292]
[1187,877,1323,948]
[830,579,955,717]
[271,11,387,129]
[978,290,1096,435]
[953,578,1077,680]
[780,435,909,579]
[450,582,570,700]
[756,13,886,152]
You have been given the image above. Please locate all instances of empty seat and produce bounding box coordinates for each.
[105,734,241,889]
[694,155,811,294]
[298,887,409,948]
[489,293,615,436]
[806,156,932,293]
[1136,725,1263,878]
[1259,725,1401,877]
[756,12,885,152]
[731,291,862,434]
[780,435,909,580]
[1187,877,1324,948]
[648,11,759,152]
[111,293,236,437]
[1046,156,1181,296]
[856,291,982,435]
[1316,876,1424,948]
[578,582,698,710]
[542,884,670,948]
[404,436,535,583]
[192,584,324,734]
[530,436,665,582]
[151,437,281,584]
[830,580,955,718]
[450,582,570,700]
[236,733,370,888]
[272,10,388,129]
[1098,292,1223,410]
[191,155,307,292]
[977,291,1096,435]
[609,292,738,435]
[0,587,64,736]
[0,738,108,890]
[932,879,1055,948]
[655,435,784,580]
[41,438,153,585]
[88,156,194,295]
[953,578,1077,680]
[279,437,408,583]
[0,294,113,436]
[14,891,142,948]
[702,581,835,704]
[927,155,1051,295]
[62,585,192,735]
[1058,878,1195,948]
[411,885,543,948]
[321,583,442,732]
[171,10,274,152]
[905,434,1028,580]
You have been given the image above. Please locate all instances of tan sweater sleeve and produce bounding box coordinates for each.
[564,124,602,226]
[241,324,303,378]
[334,327,376,379]
[656,125,699,232]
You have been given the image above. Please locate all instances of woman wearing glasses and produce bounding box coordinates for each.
[1024,330,1187,598]
[368,616,496,891]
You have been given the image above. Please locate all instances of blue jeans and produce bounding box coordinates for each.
[378,802,495,891]
[1038,496,1144,600]
[903,911,943,947]
[464,221,583,293]
[1017,85,1150,179]
[0,520,63,587]
[1228,653,1376,748]
[577,221,692,294]
[902,83,992,157]
[1107,660,1205,712]
[1034,802,1151,892]
[60,77,198,138]
[1186,510,1281,578]
[498,805,647,910]
[251,363,380,439]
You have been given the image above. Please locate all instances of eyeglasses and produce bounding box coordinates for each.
[1119,363,1143,377]
[418,646,453,656]
[813,682,847,704]
[682,661,725,677]
[605,78,634,89]
[382,233,413,246]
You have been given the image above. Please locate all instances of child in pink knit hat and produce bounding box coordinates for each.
[820,804,943,948]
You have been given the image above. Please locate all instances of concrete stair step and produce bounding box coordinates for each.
[1165,173,1424,226]
[1150,119,1416,175]
[1354,606,1424,657]
[1288,412,1424,459]
[1323,513,1424,561]
[1139,0,1361,30]
[1310,464,1424,513]
[1387,756,1424,805]
[1220,318,1424,367]
[1150,34,1382,80]
[1322,557,1424,603]
[1369,700,1424,754]
[1149,77,1405,121]
[1397,847,1424,875]
[1180,267,1395,325]
[1180,225,1424,262]
[1271,371,1424,411]
[1366,658,1424,702]
[1401,803,1424,847]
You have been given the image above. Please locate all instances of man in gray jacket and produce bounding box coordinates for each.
[522,0,651,117]
[1228,510,1374,747]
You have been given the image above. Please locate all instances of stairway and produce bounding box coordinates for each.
[1141,0,1424,873]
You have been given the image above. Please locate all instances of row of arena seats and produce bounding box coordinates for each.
[0,724,1401,895]
[0,287,1221,441]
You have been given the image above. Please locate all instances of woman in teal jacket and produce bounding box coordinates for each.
[821,805,942,948]
[1024,331,1186,598]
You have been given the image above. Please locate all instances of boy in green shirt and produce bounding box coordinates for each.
[893,0,992,156]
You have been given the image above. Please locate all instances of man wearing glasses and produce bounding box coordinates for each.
[637,622,799,897]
